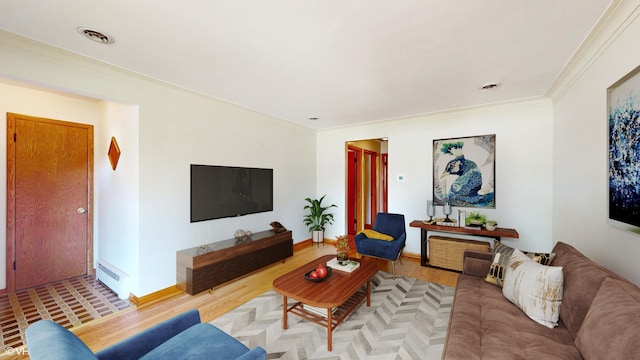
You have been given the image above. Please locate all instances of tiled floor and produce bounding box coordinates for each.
[0,275,132,348]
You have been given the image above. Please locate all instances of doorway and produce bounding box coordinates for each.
[6,113,94,292]
[345,139,388,235]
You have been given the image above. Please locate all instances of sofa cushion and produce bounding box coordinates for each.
[574,277,640,360]
[502,249,564,328]
[442,274,581,360]
[550,242,620,339]
[140,323,253,360]
[485,241,556,287]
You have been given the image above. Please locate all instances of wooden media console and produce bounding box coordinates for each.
[177,229,293,295]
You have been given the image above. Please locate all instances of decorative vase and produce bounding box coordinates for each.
[337,254,349,265]
[312,230,324,244]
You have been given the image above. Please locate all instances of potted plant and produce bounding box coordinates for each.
[303,195,337,244]
[485,220,498,231]
[335,235,351,264]
[466,211,486,227]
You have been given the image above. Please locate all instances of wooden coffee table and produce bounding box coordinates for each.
[272,254,378,351]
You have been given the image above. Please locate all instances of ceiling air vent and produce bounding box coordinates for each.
[77,26,115,44]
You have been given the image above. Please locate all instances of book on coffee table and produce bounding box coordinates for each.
[327,257,360,273]
[303,304,339,318]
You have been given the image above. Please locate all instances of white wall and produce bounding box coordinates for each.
[97,102,140,290]
[317,98,555,255]
[0,31,317,296]
[551,0,640,285]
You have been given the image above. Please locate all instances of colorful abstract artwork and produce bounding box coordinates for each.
[433,134,496,208]
[609,65,640,227]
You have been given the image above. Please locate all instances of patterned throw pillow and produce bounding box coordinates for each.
[484,241,556,287]
[502,249,564,329]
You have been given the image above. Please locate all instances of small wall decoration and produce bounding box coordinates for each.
[608,65,640,227]
[107,136,121,170]
[433,134,495,208]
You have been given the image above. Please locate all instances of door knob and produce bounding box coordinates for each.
[77,208,86,214]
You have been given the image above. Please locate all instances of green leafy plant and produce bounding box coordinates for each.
[303,195,337,232]
[466,211,486,225]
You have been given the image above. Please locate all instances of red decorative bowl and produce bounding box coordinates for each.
[304,266,332,282]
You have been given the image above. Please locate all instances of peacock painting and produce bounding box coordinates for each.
[433,134,496,208]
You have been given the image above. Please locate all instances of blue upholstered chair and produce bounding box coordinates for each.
[354,213,407,278]
[25,309,266,360]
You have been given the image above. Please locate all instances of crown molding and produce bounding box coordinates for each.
[547,0,640,102]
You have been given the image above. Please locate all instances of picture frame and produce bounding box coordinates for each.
[433,134,495,208]
[608,64,640,227]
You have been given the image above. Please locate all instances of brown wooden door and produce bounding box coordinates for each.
[7,113,93,291]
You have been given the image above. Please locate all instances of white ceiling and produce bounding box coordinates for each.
[0,0,613,130]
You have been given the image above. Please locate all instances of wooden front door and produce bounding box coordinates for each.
[7,113,93,291]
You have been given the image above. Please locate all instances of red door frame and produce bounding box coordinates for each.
[381,153,388,212]
[363,150,378,228]
[346,147,361,235]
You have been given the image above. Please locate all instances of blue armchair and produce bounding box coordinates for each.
[25,309,267,360]
[354,213,407,278]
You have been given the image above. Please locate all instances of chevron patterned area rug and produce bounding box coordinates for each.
[210,271,455,360]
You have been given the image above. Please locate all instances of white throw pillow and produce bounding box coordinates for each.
[502,249,564,328]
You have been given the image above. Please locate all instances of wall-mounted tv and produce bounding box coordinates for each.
[190,164,273,222]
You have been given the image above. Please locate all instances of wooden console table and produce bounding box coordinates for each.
[177,229,293,295]
[409,220,519,267]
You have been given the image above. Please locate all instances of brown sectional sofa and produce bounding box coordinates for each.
[442,241,640,360]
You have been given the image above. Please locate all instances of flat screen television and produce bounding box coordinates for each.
[190,164,273,222]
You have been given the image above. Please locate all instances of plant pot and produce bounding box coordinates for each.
[312,230,324,244]
[485,222,497,231]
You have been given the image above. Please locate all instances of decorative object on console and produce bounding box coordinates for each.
[485,241,557,287]
[458,210,466,228]
[443,195,453,222]
[427,200,436,221]
[608,64,640,227]
[107,136,121,170]
[233,229,252,243]
[433,134,496,208]
[270,221,287,233]
[485,220,497,231]
[465,211,486,228]
[303,195,337,246]
[435,218,458,227]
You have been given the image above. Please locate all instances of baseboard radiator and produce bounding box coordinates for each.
[96,259,131,299]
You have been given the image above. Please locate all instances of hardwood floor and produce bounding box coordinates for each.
[8,242,458,359]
